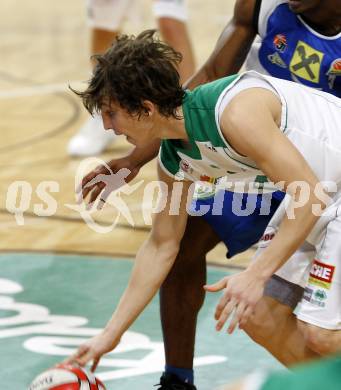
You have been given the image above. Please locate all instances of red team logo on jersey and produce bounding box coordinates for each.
[309,259,335,289]
[326,58,341,89]
[273,34,287,52]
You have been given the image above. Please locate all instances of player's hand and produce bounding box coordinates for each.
[77,156,140,208]
[204,270,266,334]
[64,331,120,372]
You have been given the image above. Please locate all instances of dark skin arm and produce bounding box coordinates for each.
[186,0,257,88]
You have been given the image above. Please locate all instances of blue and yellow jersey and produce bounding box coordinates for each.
[246,0,341,97]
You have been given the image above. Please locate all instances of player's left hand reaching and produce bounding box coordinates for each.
[64,330,120,372]
[204,270,266,334]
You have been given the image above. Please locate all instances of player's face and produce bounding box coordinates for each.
[288,0,323,13]
[100,101,154,147]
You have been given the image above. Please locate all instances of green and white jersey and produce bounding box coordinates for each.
[158,70,341,196]
[159,73,272,194]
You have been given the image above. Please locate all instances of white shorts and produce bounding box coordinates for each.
[86,0,187,31]
[255,197,341,330]
[86,0,137,31]
[152,0,188,22]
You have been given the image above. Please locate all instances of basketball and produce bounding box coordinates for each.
[28,364,106,390]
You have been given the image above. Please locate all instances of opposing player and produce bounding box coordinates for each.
[68,0,195,156]
[67,31,341,384]
[78,1,341,388]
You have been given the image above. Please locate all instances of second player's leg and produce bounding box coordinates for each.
[160,215,220,369]
[243,294,319,366]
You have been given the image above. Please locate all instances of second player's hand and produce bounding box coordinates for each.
[77,156,140,207]
[204,270,266,334]
[64,330,120,372]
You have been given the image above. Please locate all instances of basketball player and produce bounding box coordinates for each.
[76,1,341,388]
[66,31,341,385]
[68,0,195,156]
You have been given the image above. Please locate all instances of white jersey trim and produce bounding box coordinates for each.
[258,0,287,38]
[297,15,341,40]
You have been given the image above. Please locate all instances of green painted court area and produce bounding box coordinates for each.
[0,253,282,389]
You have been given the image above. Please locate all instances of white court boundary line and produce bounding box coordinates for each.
[0,81,85,99]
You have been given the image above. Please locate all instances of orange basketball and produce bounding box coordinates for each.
[28,364,106,390]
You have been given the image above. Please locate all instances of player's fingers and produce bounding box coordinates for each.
[77,171,97,194]
[204,278,227,293]
[75,350,95,367]
[239,307,254,329]
[216,298,236,331]
[90,356,101,373]
[214,292,230,320]
[88,185,105,206]
[81,180,102,203]
[64,345,89,365]
[227,302,246,334]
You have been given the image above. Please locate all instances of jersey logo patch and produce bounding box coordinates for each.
[180,160,193,174]
[268,52,287,68]
[273,34,287,53]
[327,58,341,89]
[289,41,324,83]
[308,259,335,290]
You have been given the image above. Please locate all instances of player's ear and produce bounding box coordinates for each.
[142,100,156,117]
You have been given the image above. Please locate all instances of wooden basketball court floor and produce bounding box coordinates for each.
[0,0,255,266]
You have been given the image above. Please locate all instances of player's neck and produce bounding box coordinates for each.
[300,8,341,36]
[158,106,188,141]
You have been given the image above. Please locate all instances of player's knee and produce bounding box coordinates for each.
[297,320,337,356]
[243,305,275,345]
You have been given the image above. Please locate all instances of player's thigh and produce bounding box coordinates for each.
[243,294,294,343]
[177,215,220,262]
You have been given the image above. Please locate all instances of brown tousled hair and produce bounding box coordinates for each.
[72,29,185,119]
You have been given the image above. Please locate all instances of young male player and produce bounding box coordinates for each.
[66,31,341,383]
[68,0,195,156]
[78,1,341,388]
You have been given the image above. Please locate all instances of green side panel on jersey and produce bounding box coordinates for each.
[160,75,239,176]
[183,75,239,146]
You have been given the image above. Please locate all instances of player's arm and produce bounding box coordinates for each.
[205,88,326,333]
[185,0,258,89]
[67,164,191,370]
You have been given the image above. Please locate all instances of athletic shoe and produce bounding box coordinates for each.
[67,114,116,156]
[154,373,197,390]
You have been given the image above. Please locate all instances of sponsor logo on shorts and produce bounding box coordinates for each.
[303,287,313,302]
[261,232,275,242]
[303,287,327,307]
[273,34,287,52]
[314,289,327,301]
[308,259,335,289]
